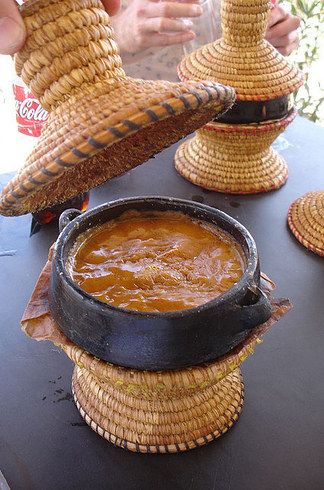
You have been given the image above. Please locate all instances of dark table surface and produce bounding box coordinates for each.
[0,116,324,490]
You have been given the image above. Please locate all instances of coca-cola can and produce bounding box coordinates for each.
[12,0,49,138]
[12,77,49,137]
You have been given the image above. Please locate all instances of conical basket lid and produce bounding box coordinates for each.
[178,0,303,101]
[0,0,234,216]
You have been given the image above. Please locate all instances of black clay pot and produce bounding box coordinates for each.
[217,95,292,124]
[50,196,272,370]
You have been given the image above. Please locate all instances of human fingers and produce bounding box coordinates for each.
[101,0,121,16]
[144,16,193,33]
[267,5,289,29]
[266,15,300,41]
[146,30,196,48]
[277,41,299,56]
[145,2,203,20]
[0,0,26,55]
[274,33,300,56]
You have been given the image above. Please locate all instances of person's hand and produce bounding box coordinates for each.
[111,0,203,55]
[0,0,26,55]
[265,5,300,56]
[0,0,121,56]
[101,0,121,16]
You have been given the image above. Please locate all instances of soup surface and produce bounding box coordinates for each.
[68,210,244,312]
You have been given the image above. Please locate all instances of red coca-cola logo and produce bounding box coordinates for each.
[15,97,49,122]
[13,83,49,137]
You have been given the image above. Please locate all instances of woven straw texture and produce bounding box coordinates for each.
[0,0,234,217]
[178,0,303,100]
[72,367,243,453]
[61,340,258,452]
[174,0,303,194]
[288,191,324,257]
[175,110,296,194]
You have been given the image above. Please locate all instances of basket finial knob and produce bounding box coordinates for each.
[221,0,270,47]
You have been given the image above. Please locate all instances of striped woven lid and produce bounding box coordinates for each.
[178,0,303,101]
[0,0,235,216]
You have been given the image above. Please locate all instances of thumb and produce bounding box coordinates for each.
[101,0,120,16]
[0,0,26,55]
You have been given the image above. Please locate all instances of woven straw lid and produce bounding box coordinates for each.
[0,0,234,217]
[288,191,324,257]
[178,0,303,101]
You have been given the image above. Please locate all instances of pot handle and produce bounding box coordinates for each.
[237,287,272,332]
[59,208,82,232]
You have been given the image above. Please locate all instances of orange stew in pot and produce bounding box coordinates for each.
[68,210,244,312]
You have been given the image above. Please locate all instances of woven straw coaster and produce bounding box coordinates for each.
[59,319,276,453]
[288,191,324,257]
[0,0,234,217]
[72,367,243,453]
[61,340,253,453]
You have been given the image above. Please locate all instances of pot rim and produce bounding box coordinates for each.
[53,195,259,318]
